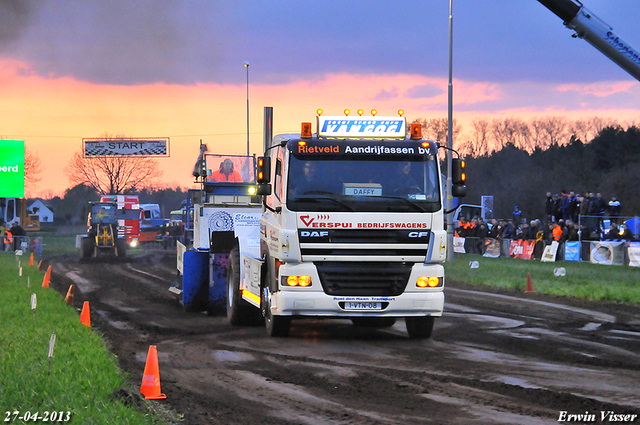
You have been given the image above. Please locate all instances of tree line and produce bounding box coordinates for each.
[414,115,636,158]
[463,125,640,222]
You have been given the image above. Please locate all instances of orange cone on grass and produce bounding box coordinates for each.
[80,301,91,329]
[42,265,51,288]
[525,272,534,293]
[65,285,75,306]
[140,345,167,399]
[29,253,34,266]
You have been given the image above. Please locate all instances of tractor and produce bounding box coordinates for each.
[81,202,127,258]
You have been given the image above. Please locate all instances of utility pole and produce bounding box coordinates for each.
[446,0,455,262]
[245,61,250,156]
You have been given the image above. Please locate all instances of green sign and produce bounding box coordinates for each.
[0,140,25,197]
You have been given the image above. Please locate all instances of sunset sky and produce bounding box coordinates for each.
[1,0,639,198]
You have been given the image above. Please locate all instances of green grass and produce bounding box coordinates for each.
[445,254,640,304]
[0,255,171,424]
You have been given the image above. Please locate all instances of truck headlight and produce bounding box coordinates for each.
[416,276,441,288]
[283,275,312,287]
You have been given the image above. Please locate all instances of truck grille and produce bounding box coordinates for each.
[299,229,429,261]
[315,262,411,296]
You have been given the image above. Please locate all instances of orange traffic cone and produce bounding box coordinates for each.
[29,253,34,266]
[80,301,91,329]
[42,265,51,288]
[525,273,534,293]
[140,345,167,400]
[65,285,75,306]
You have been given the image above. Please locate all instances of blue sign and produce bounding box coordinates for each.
[318,116,406,138]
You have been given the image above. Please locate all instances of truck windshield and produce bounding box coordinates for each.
[287,155,440,213]
[91,205,117,224]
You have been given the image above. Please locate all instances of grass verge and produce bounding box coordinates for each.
[445,254,640,304]
[0,254,171,424]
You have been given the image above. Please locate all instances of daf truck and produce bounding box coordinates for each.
[228,108,466,338]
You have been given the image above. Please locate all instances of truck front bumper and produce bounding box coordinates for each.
[272,262,444,318]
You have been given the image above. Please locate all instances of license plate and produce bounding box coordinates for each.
[344,302,382,310]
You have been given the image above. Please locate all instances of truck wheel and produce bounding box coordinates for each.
[351,318,397,328]
[261,285,290,337]
[227,247,261,325]
[405,316,435,339]
[81,238,93,258]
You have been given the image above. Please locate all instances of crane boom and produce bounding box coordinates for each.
[537,0,640,82]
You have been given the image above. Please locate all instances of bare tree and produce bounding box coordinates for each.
[24,147,43,191]
[590,116,621,137]
[65,134,163,194]
[570,119,590,144]
[464,118,490,157]
[413,118,461,145]
[529,117,547,149]
[537,116,569,147]
[490,117,526,151]
[413,117,462,160]
[512,118,532,151]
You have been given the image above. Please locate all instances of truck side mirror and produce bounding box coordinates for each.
[257,156,271,184]
[451,158,466,198]
[256,156,272,195]
[256,185,272,196]
[452,184,466,197]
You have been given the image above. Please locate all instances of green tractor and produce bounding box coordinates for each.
[81,202,127,258]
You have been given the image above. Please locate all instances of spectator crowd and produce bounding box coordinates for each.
[455,190,634,257]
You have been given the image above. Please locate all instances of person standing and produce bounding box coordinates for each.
[545,192,554,223]
[593,192,606,234]
[512,206,522,226]
[608,196,621,224]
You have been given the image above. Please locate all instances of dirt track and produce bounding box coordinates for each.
[47,251,640,425]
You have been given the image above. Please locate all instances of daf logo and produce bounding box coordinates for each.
[301,231,329,237]
[408,232,429,238]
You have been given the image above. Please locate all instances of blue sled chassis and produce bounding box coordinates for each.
[172,154,262,315]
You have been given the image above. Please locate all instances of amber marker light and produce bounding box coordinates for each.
[410,123,422,140]
[371,109,378,116]
[398,109,405,116]
[344,109,351,116]
[298,276,311,287]
[286,276,312,287]
[298,140,307,147]
[248,186,257,195]
[357,109,364,116]
[417,277,441,288]
[301,122,312,138]
[317,109,323,116]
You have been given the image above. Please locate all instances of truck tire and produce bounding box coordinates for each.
[227,247,261,325]
[351,318,397,328]
[81,238,94,258]
[261,262,290,337]
[405,316,435,339]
